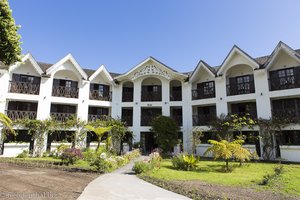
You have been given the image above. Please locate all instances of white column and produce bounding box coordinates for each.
[132,79,142,142]
[215,76,228,116]
[111,83,122,119]
[161,79,170,116]
[36,77,53,120]
[182,81,193,152]
[77,80,89,121]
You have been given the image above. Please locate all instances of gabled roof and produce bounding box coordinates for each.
[89,65,114,83]
[115,56,188,80]
[189,60,216,82]
[263,41,300,69]
[217,45,259,76]
[46,54,88,80]
[10,53,44,75]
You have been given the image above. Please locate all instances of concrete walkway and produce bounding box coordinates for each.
[77,158,191,200]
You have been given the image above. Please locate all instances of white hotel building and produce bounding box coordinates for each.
[0,41,300,162]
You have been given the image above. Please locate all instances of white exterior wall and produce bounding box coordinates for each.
[1,45,300,161]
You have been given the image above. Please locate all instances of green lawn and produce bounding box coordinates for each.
[147,159,300,196]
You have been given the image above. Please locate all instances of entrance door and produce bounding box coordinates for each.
[140,132,157,154]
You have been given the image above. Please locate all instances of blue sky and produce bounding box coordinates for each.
[9,1,300,73]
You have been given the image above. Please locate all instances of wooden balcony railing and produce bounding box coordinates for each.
[6,110,37,121]
[9,81,40,95]
[141,91,162,102]
[170,91,182,101]
[50,112,76,122]
[171,115,183,126]
[121,115,133,126]
[89,90,112,101]
[122,91,134,102]
[192,88,215,100]
[269,75,300,91]
[52,86,79,98]
[226,82,255,96]
[192,114,216,126]
[88,114,110,122]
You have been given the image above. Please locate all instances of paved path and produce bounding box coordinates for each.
[77,158,190,200]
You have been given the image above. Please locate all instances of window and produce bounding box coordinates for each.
[65,81,72,88]
[203,81,214,96]
[278,68,295,86]
[236,75,250,92]
[278,131,300,145]
[20,75,34,83]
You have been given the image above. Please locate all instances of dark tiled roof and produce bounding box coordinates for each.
[83,68,95,77]
[37,62,52,72]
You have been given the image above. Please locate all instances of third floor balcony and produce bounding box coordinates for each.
[192,81,215,100]
[90,83,112,101]
[9,74,41,95]
[227,75,255,96]
[52,79,79,98]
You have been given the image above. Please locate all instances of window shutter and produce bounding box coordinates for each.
[53,79,60,86]
[72,81,78,88]
[34,77,41,84]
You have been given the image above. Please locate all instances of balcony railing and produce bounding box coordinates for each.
[192,114,216,126]
[171,115,183,126]
[122,91,133,102]
[230,111,257,120]
[52,86,79,98]
[226,82,255,96]
[141,91,162,102]
[9,81,40,95]
[192,89,215,100]
[89,90,112,101]
[50,112,76,122]
[122,115,133,126]
[170,91,182,101]
[269,75,300,91]
[272,109,300,123]
[6,110,37,121]
[88,114,110,122]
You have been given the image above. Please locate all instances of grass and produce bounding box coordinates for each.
[146,159,300,196]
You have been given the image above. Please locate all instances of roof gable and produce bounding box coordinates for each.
[190,60,215,82]
[89,65,114,84]
[264,41,300,70]
[46,54,88,80]
[217,46,259,76]
[10,53,44,75]
[115,56,187,81]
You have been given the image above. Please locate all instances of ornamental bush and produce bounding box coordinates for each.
[61,148,83,165]
[171,153,198,171]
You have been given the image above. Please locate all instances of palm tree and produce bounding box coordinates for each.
[204,139,251,171]
[85,124,112,151]
[0,112,14,154]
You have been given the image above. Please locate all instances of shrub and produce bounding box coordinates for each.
[133,152,162,174]
[82,148,96,163]
[61,148,83,165]
[16,150,28,158]
[132,161,151,174]
[172,153,198,171]
[90,152,114,173]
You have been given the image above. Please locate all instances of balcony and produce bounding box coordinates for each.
[6,110,37,120]
[227,82,255,96]
[121,115,133,126]
[192,114,216,126]
[52,86,79,98]
[50,112,76,122]
[192,88,215,100]
[171,115,183,126]
[90,90,112,101]
[170,90,182,101]
[269,75,300,91]
[9,81,40,95]
[272,109,300,123]
[88,115,110,122]
[141,91,162,102]
[122,91,133,102]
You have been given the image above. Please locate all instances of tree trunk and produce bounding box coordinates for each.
[225,159,229,171]
[96,139,101,151]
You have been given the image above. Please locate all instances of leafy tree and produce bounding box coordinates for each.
[151,115,180,153]
[205,139,251,171]
[85,122,112,151]
[64,117,87,148]
[107,118,130,155]
[0,0,22,66]
[191,128,204,155]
